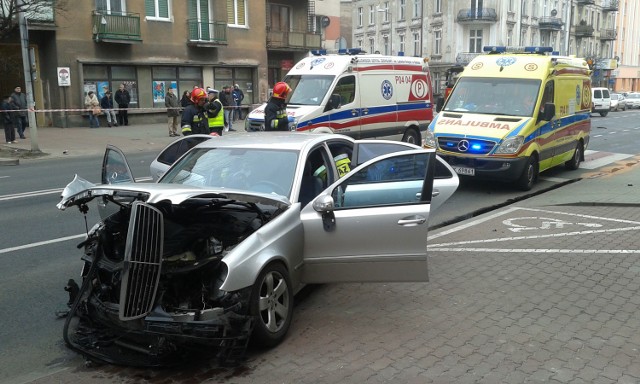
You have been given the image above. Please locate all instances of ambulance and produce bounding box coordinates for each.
[245,49,434,144]
[424,46,592,190]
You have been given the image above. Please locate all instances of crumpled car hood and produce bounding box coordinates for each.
[57,175,291,210]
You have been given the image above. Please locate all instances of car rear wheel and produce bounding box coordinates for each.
[516,154,538,191]
[565,141,583,170]
[402,128,421,145]
[250,262,293,347]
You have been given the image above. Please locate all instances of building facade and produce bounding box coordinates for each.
[3,0,345,127]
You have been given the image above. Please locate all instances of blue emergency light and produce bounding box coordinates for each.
[311,49,328,56]
[483,46,554,54]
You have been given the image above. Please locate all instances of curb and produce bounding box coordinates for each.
[0,157,19,166]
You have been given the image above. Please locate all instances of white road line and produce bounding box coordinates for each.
[0,234,86,255]
[580,152,634,169]
[428,206,521,240]
[428,248,640,254]
[593,135,603,138]
[517,206,640,225]
[0,177,152,201]
[0,175,9,179]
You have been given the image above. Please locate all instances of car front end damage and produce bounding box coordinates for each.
[58,179,289,366]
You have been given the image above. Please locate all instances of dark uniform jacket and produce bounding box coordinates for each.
[264,97,289,131]
[181,104,208,135]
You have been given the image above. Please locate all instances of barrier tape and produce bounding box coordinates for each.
[0,105,254,113]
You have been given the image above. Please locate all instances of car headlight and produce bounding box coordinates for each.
[495,136,524,154]
[423,129,436,148]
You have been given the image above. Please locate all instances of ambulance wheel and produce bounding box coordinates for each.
[599,111,608,117]
[565,141,583,170]
[402,128,421,145]
[516,155,538,191]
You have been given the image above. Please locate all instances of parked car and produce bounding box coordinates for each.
[591,87,611,117]
[57,132,459,366]
[610,93,627,111]
[626,92,640,109]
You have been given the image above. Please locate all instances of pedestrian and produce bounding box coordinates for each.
[10,86,28,139]
[264,82,291,131]
[181,88,209,136]
[232,84,245,121]
[165,87,180,137]
[180,90,192,111]
[84,91,101,128]
[100,90,118,127]
[220,85,236,131]
[114,83,131,126]
[1,95,17,143]
[204,89,224,136]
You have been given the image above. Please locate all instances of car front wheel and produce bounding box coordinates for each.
[402,127,421,144]
[565,141,583,170]
[516,155,538,191]
[250,262,293,347]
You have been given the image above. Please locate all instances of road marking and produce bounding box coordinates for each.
[0,177,152,201]
[593,135,603,138]
[503,216,602,232]
[0,234,86,255]
[581,150,634,169]
[428,206,521,241]
[429,247,640,254]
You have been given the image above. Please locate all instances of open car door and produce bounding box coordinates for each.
[300,149,437,284]
[102,145,135,185]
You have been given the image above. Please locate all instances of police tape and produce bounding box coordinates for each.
[0,105,252,113]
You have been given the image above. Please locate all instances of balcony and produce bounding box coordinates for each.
[599,28,617,40]
[538,16,563,30]
[456,52,481,65]
[266,28,322,50]
[602,0,619,12]
[187,19,227,47]
[457,8,498,23]
[92,11,141,43]
[574,24,594,37]
[576,0,595,4]
[26,1,55,29]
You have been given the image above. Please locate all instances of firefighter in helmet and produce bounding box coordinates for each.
[264,81,291,131]
[181,87,209,136]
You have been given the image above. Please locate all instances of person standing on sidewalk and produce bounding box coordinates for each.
[232,84,244,121]
[181,88,208,136]
[100,90,118,127]
[204,89,224,136]
[220,85,235,132]
[165,87,180,137]
[1,95,17,143]
[115,83,131,126]
[10,86,27,139]
[84,91,101,128]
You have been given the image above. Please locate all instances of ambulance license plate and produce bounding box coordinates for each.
[453,166,475,176]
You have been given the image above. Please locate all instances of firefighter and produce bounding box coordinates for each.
[264,82,291,131]
[181,88,208,136]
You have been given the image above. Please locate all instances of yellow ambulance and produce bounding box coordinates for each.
[424,46,591,190]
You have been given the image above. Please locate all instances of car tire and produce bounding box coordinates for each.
[515,154,538,191]
[401,127,421,145]
[249,262,293,347]
[565,141,583,170]
[599,111,608,117]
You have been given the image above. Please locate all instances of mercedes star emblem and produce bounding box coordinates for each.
[457,140,470,152]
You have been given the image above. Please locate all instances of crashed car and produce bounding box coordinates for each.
[57,132,459,366]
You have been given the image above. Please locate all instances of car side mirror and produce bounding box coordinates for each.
[325,94,341,112]
[313,194,335,213]
[435,96,444,113]
[541,102,555,121]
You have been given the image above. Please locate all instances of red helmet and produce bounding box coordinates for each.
[191,88,207,103]
[272,82,291,99]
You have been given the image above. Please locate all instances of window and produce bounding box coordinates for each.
[522,0,528,16]
[507,28,513,46]
[213,67,252,103]
[469,29,483,53]
[435,0,442,13]
[83,65,138,107]
[145,0,170,20]
[96,0,125,14]
[369,5,375,24]
[331,75,356,107]
[369,37,375,53]
[188,0,214,41]
[413,32,420,56]
[357,38,363,49]
[382,2,389,22]
[434,30,441,55]
[383,36,390,55]
[269,4,290,32]
[508,0,514,12]
[399,0,406,20]
[151,66,203,107]
[227,0,247,27]
[413,0,422,18]
[399,34,405,54]
[357,7,363,26]
[532,0,537,17]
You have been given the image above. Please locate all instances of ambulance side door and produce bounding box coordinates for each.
[326,74,362,137]
[536,80,557,170]
[358,67,398,139]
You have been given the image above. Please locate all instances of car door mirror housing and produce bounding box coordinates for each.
[313,194,335,213]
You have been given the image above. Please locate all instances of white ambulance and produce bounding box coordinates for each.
[245,50,434,144]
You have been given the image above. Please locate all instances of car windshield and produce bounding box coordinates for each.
[160,147,298,198]
[285,74,335,106]
[444,77,541,117]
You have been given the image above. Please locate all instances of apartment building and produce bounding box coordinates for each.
[352,0,636,96]
[612,0,640,92]
[3,0,338,127]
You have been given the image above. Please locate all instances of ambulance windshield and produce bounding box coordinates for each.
[285,75,335,106]
[444,78,541,117]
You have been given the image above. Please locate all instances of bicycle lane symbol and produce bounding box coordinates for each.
[502,217,603,232]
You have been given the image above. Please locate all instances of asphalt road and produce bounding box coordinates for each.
[0,110,639,383]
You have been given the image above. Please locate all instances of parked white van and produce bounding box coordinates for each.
[591,87,611,117]
[245,50,435,144]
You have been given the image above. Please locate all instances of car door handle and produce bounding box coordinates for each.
[351,109,358,116]
[397,216,427,226]
[362,108,369,115]
[432,189,440,197]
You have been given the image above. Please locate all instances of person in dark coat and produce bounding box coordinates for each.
[10,86,27,139]
[232,84,245,121]
[100,90,118,127]
[1,95,17,143]
[219,85,236,132]
[165,87,180,136]
[181,88,209,136]
[264,82,291,131]
[114,83,131,126]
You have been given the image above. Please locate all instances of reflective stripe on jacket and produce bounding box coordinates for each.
[207,99,224,128]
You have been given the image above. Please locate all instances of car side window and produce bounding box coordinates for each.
[327,142,354,178]
[332,75,356,106]
[603,89,610,98]
[332,153,430,208]
[157,137,209,165]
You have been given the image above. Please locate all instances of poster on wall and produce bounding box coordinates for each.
[83,82,96,96]
[153,81,166,103]
[97,81,110,100]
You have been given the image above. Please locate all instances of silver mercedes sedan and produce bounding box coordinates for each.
[57,132,459,366]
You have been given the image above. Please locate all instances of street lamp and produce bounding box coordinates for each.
[377,6,392,55]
